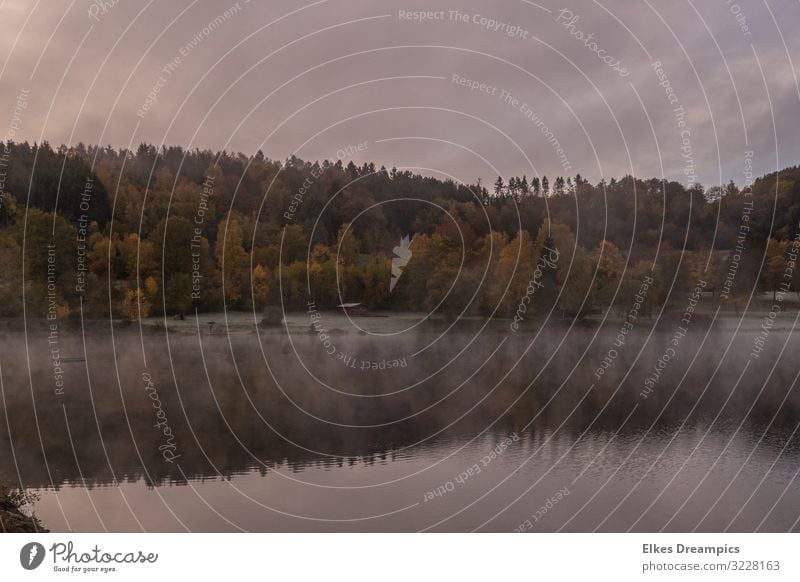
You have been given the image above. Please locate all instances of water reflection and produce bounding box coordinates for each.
[1,323,799,532]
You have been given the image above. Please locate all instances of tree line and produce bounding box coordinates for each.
[0,139,798,322]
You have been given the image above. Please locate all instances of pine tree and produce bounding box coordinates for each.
[494,176,505,197]
[554,176,565,195]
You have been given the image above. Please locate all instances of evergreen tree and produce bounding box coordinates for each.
[494,176,505,197]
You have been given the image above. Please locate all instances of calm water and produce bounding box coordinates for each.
[2,316,799,532]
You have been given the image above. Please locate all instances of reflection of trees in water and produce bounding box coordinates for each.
[1,326,798,489]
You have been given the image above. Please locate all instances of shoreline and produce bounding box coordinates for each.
[0,488,47,533]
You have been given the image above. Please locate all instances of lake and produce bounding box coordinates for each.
[1,312,799,532]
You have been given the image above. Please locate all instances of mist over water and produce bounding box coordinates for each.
[2,314,799,532]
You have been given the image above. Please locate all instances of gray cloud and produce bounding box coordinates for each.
[1,0,798,187]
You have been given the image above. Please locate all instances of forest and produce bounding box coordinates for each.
[0,139,799,323]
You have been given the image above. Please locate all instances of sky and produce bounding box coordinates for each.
[1,0,798,189]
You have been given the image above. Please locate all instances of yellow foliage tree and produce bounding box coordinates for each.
[252,264,271,309]
[119,288,151,321]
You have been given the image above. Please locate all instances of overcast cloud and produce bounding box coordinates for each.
[1,0,798,187]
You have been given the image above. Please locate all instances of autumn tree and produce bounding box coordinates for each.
[215,213,250,307]
[251,264,271,310]
[764,238,788,300]
[593,240,625,308]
